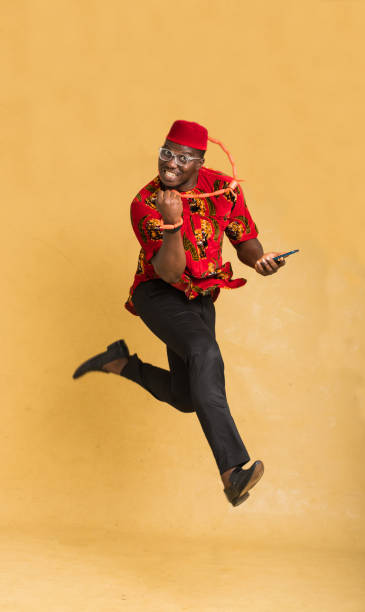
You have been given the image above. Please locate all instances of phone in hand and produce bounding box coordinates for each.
[273,249,299,262]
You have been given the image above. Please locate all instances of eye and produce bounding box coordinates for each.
[162,148,173,159]
[178,154,189,165]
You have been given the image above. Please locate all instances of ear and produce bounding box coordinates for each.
[197,157,205,168]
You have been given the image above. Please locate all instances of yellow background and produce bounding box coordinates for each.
[1,1,364,610]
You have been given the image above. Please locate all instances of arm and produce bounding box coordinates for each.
[225,186,286,276]
[236,238,286,276]
[236,238,264,267]
[151,231,186,283]
[151,189,186,284]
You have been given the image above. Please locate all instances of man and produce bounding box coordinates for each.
[73,120,286,507]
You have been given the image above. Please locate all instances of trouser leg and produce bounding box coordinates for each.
[125,280,250,475]
[122,349,194,413]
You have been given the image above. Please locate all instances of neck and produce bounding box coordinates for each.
[176,181,197,192]
[171,170,200,193]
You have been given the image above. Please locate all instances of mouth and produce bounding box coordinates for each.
[160,168,181,181]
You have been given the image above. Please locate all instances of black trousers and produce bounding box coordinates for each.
[122,279,250,475]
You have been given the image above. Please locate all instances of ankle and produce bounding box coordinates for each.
[119,357,128,375]
[102,357,128,375]
[221,466,237,488]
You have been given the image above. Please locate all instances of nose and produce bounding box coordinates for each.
[165,154,178,168]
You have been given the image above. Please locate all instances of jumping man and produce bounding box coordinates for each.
[73,120,287,507]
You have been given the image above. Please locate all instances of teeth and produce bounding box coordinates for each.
[164,170,178,177]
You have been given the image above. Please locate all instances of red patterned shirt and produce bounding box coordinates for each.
[125,166,258,316]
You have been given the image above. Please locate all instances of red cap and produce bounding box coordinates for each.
[166,120,208,151]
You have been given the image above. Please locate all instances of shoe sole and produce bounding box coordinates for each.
[232,491,250,506]
[232,460,265,507]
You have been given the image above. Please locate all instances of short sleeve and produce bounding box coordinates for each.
[130,197,163,263]
[224,185,258,247]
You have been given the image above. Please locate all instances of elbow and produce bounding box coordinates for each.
[151,264,176,284]
[151,259,185,284]
[169,276,183,284]
[156,267,184,284]
[169,264,186,284]
[160,272,182,284]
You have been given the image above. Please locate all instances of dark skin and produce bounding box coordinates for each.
[104,139,286,487]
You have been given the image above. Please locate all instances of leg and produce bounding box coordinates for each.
[168,346,195,412]
[130,280,250,476]
[121,347,194,413]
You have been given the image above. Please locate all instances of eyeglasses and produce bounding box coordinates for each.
[159,147,203,167]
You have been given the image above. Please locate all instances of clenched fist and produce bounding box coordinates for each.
[156,189,183,225]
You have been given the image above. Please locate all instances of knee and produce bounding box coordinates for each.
[187,336,221,363]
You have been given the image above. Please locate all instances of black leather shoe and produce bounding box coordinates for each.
[72,339,129,379]
[224,460,264,507]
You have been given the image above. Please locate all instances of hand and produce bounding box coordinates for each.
[255,252,286,276]
[156,189,183,225]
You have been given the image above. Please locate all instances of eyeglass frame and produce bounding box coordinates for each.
[159,146,204,167]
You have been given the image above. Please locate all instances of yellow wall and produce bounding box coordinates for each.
[1,0,364,551]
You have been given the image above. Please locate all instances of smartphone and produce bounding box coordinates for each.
[273,249,299,262]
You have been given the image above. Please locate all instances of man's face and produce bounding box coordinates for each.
[158,139,204,192]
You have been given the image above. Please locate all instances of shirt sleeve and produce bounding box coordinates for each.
[130,197,163,263]
[224,185,258,247]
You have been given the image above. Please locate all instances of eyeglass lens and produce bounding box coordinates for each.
[160,148,190,166]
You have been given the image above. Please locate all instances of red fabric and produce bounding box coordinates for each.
[166,120,208,151]
[125,166,258,316]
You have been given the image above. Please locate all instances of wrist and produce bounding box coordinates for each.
[160,217,183,231]
[162,217,181,225]
[163,225,182,234]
